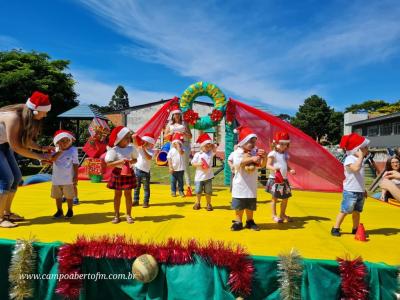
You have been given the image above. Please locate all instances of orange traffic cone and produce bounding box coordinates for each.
[186,186,193,197]
[355,223,368,242]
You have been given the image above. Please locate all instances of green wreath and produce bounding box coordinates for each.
[180,81,227,130]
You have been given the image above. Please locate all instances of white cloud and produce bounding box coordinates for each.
[76,0,400,109]
[0,35,21,49]
[73,68,174,106]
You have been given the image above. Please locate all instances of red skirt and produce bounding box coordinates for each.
[107,168,137,190]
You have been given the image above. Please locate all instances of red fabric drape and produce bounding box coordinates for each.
[231,99,344,192]
[135,98,177,139]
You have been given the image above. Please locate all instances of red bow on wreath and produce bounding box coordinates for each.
[183,109,199,126]
[210,109,223,122]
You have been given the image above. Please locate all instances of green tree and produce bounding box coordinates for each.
[291,95,342,144]
[276,113,292,122]
[376,100,400,114]
[109,85,129,111]
[345,100,389,113]
[0,50,78,137]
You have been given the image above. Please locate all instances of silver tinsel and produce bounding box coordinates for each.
[277,248,303,300]
[8,238,37,300]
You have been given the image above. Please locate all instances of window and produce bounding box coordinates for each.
[353,128,362,135]
[379,123,393,136]
[394,122,400,135]
[367,125,379,136]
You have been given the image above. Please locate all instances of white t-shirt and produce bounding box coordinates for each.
[191,151,214,182]
[268,150,289,179]
[135,148,154,173]
[104,145,138,166]
[228,152,234,162]
[52,146,79,185]
[343,155,365,193]
[167,147,185,171]
[231,147,258,199]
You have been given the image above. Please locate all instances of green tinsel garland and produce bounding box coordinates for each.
[277,249,303,300]
[8,238,37,300]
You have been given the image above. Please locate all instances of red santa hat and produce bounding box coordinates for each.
[169,101,182,119]
[273,131,290,144]
[234,126,257,147]
[108,126,131,147]
[339,133,370,155]
[171,132,184,144]
[26,91,51,114]
[141,133,156,145]
[53,130,75,145]
[196,133,213,147]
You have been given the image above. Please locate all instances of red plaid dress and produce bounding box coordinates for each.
[107,167,137,190]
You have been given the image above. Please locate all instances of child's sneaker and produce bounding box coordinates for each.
[193,202,201,210]
[73,197,79,205]
[272,216,283,223]
[331,227,341,237]
[206,203,213,211]
[179,191,185,198]
[142,202,149,208]
[231,221,243,231]
[171,192,177,197]
[245,219,260,231]
[65,209,73,219]
[53,210,64,219]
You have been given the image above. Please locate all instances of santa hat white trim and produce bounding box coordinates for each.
[200,140,213,147]
[114,127,131,146]
[141,136,156,145]
[238,133,257,147]
[172,138,183,145]
[275,139,290,143]
[26,99,51,112]
[347,138,370,155]
[54,132,75,145]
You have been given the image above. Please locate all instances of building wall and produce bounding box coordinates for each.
[106,113,125,127]
[344,112,368,134]
[126,102,226,151]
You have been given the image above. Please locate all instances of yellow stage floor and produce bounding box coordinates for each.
[1,181,399,264]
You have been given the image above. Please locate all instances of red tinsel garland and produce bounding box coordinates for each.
[56,235,254,299]
[337,256,368,300]
[225,99,236,125]
[183,109,199,125]
[210,109,223,122]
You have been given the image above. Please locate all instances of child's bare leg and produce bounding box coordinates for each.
[205,194,211,205]
[235,209,244,223]
[195,194,201,205]
[66,198,73,211]
[334,212,347,229]
[55,198,63,211]
[124,190,132,217]
[271,198,278,217]
[245,209,254,221]
[114,190,122,217]
[280,198,289,219]
[352,211,360,230]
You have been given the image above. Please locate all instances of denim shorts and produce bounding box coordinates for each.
[231,198,257,211]
[195,179,212,195]
[341,190,365,213]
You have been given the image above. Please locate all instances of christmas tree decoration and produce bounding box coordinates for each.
[337,256,368,300]
[8,238,37,300]
[277,249,303,300]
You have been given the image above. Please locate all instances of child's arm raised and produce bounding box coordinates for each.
[347,149,364,172]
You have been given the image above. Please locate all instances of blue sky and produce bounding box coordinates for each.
[1,0,400,114]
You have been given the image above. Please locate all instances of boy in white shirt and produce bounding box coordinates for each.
[167,133,186,197]
[231,126,266,231]
[132,133,155,208]
[51,130,79,219]
[191,133,216,211]
[332,133,369,237]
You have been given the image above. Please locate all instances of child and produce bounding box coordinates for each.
[265,131,295,223]
[51,130,79,219]
[132,133,155,208]
[227,145,238,192]
[380,156,400,202]
[167,132,186,197]
[105,126,138,224]
[191,133,216,211]
[331,133,369,236]
[231,126,266,231]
